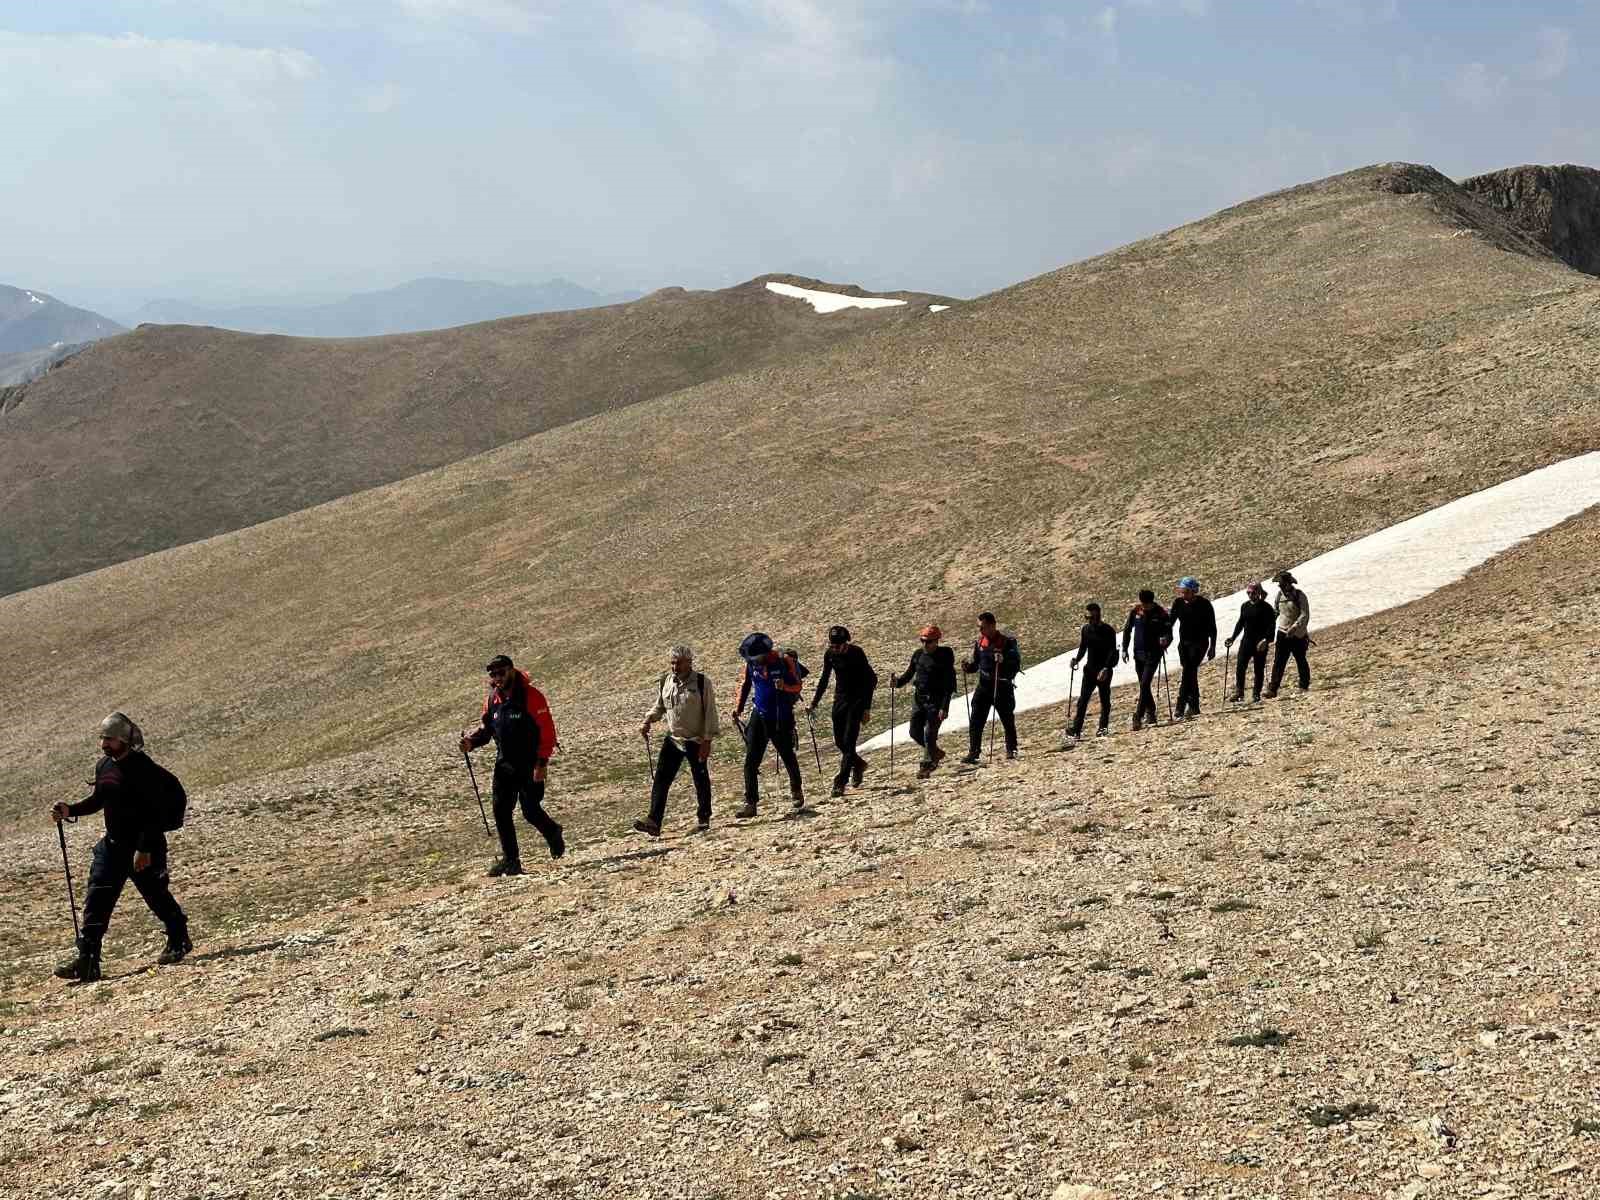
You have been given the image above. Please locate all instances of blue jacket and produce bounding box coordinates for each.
[736,655,803,721]
[1121,602,1172,660]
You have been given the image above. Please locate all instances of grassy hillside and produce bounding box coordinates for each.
[0,275,952,594]
[1,162,1597,827]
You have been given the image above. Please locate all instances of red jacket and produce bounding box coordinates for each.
[468,669,557,769]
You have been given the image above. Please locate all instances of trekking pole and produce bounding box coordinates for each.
[1222,647,1233,705]
[888,687,896,778]
[642,731,655,781]
[1159,657,1174,722]
[461,743,492,838]
[56,815,81,944]
[805,709,823,773]
[961,668,970,722]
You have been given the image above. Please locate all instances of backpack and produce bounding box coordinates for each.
[135,752,188,832]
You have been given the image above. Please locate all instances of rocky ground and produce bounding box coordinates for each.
[2,509,1597,1200]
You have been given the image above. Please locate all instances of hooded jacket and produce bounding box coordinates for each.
[735,654,803,722]
[468,668,556,770]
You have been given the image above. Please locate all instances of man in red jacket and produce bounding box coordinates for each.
[460,655,564,875]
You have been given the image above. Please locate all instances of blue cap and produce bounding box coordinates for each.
[739,632,774,660]
[1178,576,1200,590]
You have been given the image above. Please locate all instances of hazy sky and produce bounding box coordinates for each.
[3,1,1597,308]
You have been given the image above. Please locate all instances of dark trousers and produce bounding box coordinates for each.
[649,737,712,826]
[1071,668,1113,734]
[830,699,870,789]
[909,697,944,765]
[1176,641,1208,715]
[1134,654,1161,723]
[968,681,1017,756]
[1270,633,1311,692]
[492,760,562,863]
[81,833,186,957]
[1234,641,1268,697]
[744,711,802,802]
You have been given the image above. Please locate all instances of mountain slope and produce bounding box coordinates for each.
[132,276,643,337]
[1,162,1596,815]
[0,275,954,594]
[0,284,124,354]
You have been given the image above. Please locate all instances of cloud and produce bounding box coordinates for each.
[1449,61,1508,112]
[393,0,553,35]
[359,81,406,112]
[1122,0,1211,16]
[1295,0,1398,27]
[0,30,318,108]
[1529,26,1571,81]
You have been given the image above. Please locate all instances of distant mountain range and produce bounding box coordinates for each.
[132,277,643,337]
[0,285,125,385]
[0,284,124,356]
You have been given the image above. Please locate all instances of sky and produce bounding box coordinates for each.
[2,1,1598,311]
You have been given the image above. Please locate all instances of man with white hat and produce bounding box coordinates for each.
[1264,570,1312,698]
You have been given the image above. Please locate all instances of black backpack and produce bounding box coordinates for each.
[134,752,188,832]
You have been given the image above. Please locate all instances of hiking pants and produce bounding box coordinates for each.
[830,699,870,790]
[1176,641,1208,715]
[649,737,712,827]
[1235,640,1268,698]
[743,711,802,802]
[1134,654,1161,724]
[1071,668,1113,735]
[80,833,186,958]
[968,680,1017,757]
[1270,633,1311,692]
[492,760,562,863]
[909,697,945,766]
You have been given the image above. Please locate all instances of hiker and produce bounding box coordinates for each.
[459,654,564,875]
[1066,603,1117,742]
[1264,569,1312,698]
[732,633,805,816]
[1121,589,1171,730]
[635,646,718,837]
[891,625,958,778]
[1225,581,1277,702]
[1168,577,1217,719]
[51,714,191,983]
[808,625,877,798]
[961,612,1021,763]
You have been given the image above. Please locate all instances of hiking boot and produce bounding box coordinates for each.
[54,951,101,983]
[1131,716,1143,732]
[1096,726,1109,739]
[1059,735,1079,751]
[549,827,566,860]
[1251,691,1261,703]
[1228,689,1244,703]
[790,787,805,811]
[959,753,981,766]
[1262,687,1279,700]
[916,762,934,779]
[1005,748,1018,760]
[830,783,846,799]
[157,931,192,966]
[851,757,868,787]
[486,857,524,877]
[632,817,661,838]
[932,746,946,764]
[735,801,758,819]
[691,820,711,834]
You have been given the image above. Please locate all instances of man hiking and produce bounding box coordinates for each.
[635,646,718,837]
[1121,589,1171,730]
[1225,581,1277,702]
[1264,569,1312,698]
[891,625,958,779]
[808,625,877,798]
[52,713,190,983]
[732,633,805,817]
[1168,577,1217,720]
[961,612,1021,763]
[1065,603,1117,743]
[460,654,564,875]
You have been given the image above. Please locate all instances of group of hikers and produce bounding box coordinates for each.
[47,572,1311,982]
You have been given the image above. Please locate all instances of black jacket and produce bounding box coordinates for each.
[1169,595,1217,647]
[68,753,159,852]
[894,646,957,706]
[1121,603,1172,659]
[1230,599,1277,648]
[964,632,1021,688]
[812,644,877,709]
[1072,622,1118,674]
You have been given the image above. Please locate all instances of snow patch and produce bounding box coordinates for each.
[25,291,45,305]
[862,452,1600,751]
[929,304,950,313]
[765,281,907,314]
